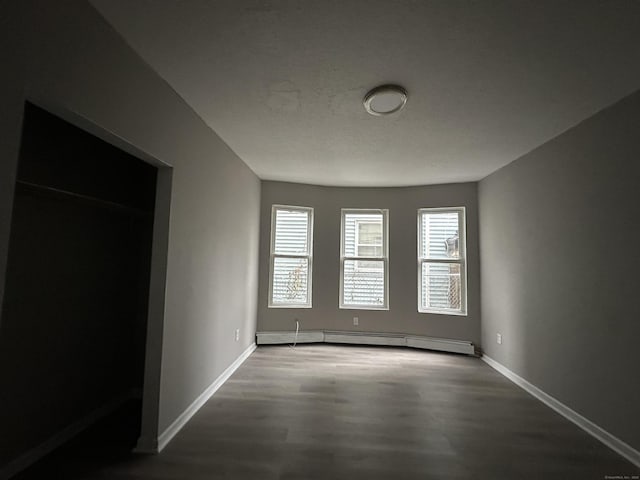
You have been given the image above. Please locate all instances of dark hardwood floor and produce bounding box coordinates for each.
[13,345,640,479]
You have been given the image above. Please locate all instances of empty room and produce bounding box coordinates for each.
[0,1,639,479]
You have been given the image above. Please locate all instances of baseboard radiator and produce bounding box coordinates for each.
[256,330,475,355]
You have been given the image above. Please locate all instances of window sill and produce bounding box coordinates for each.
[340,305,389,311]
[268,304,312,309]
[419,309,467,316]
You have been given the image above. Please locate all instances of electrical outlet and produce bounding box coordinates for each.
[235,329,240,342]
[497,333,502,345]
[353,316,359,326]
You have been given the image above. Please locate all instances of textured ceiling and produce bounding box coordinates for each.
[92,0,640,186]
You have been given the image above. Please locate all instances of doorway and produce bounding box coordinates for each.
[0,103,157,475]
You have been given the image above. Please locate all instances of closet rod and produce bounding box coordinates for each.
[16,180,152,217]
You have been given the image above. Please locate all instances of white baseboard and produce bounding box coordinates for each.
[155,342,257,452]
[256,330,475,356]
[0,391,132,480]
[482,355,640,468]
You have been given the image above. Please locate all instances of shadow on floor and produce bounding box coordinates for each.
[12,399,141,479]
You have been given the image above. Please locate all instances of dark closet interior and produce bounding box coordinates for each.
[0,103,157,474]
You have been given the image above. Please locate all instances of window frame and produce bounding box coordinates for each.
[268,204,314,309]
[340,208,389,310]
[417,206,467,316]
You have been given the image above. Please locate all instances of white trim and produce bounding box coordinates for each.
[340,208,389,310]
[417,206,467,316]
[0,391,132,480]
[156,342,257,452]
[268,205,314,309]
[256,330,474,355]
[419,308,468,317]
[482,355,640,468]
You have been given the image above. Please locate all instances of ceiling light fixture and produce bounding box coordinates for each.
[363,84,408,116]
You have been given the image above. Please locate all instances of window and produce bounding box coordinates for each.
[269,205,313,308]
[340,209,389,309]
[418,207,467,315]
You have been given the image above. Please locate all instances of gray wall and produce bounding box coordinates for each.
[258,182,480,344]
[0,0,260,460]
[479,90,640,451]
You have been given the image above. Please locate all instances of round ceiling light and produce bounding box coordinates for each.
[363,84,408,116]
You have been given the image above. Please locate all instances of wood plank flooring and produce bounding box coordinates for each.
[13,344,640,479]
